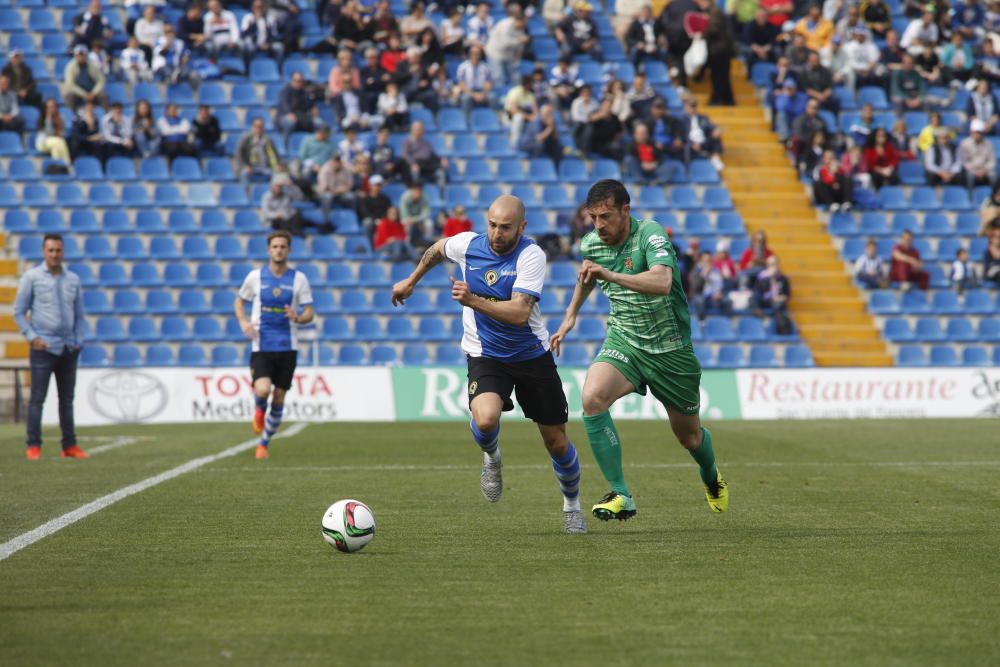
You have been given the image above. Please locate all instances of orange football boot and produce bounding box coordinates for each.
[61,445,89,459]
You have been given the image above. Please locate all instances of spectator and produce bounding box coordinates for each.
[976,38,1000,84]
[950,247,979,293]
[261,181,306,236]
[746,10,781,77]
[99,102,135,160]
[549,58,583,111]
[88,38,113,79]
[689,251,732,321]
[660,0,698,85]
[557,2,603,61]
[358,174,392,240]
[795,4,834,64]
[455,45,494,117]
[914,41,943,86]
[241,0,284,70]
[235,117,282,190]
[984,227,1000,286]
[605,79,633,125]
[378,34,406,75]
[583,97,625,159]
[316,154,355,215]
[517,103,562,165]
[890,229,929,290]
[713,239,738,290]
[0,76,24,133]
[739,229,773,287]
[789,98,825,162]
[625,71,656,120]
[439,7,466,55]
[774,79,808,141]
[917,110,950,153]
[544,0,568,30]
[392,46,439,111]
[801,51,838,113]
[402,120,448,188]
[697,0,736,106]
[177,3,207,55]
[374,206,413,260]
[152,25,191,85]
[267,0,304,54]
[352,153,374,195]
[371,126,404,181]
[35,99,71,164]
[901,11,939,54]
[882,30,905,70]
[2,50,41,110]
[645,98,685,160]
[192,104,222,154]
[952,0,985,42]
[838,28,881,94]
[941,32,975,83]
[157,102,197,162]
[925,128,963,185]
[360,47,389,114]
[569,85,598,150]
[203,0,241,61]
[834,4,862,42]
[814,148,853,210]
[337,125,369,167]
[336,78,381,130]
[784,32,811,76]
[443,204,473,238]
[327,49,362,100]
[623,122,676,184]
[73,0,113,50]
[681,97,725,170]
[69,101,103,159]
[506,75,538,149]
[841,144,872,190]
[625,6,667,66]
[376,82,409,132]
[400,1,434,46]
[133,98,160,158]
[854,237,888,289]
[466,2,495,49]
[890,53,925,112]
[120,36,153,86]
[134,5,165,63]
[848,103,878,148]
[326,2,370,54]
[753,255,791,316]
[967,80,999,135]
[959,120,997,189]
[864,128,900,188]
[296,124,335,182]
[486,8,529,86]
[278,71,319,140]
[890,118,915,160]
[979,181,1000,235]
[399,181,434,246]
[62,45,108,112]
[861,0,891,37]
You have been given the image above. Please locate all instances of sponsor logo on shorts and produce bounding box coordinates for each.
[485,270,499,285]
[468,380,478,395]
[599,348,629,364]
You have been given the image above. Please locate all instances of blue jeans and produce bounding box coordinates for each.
[27,346,79,449]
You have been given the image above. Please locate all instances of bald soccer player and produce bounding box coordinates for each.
[391,196,586,534]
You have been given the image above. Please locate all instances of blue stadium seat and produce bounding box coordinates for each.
[897,345,928,367]
[168,210,198,232]
[40,32,67,56]
[929,346,959,367]
[463,160,494,182]
[128,317,158,342]
[749,346,777,368]
[200,210,230,232]
[146,345,176,366]
[883,318,914,342]
[22,184,52,207]
[592,159,621,180]
[858,86,889,109]
[210,289,233,313]
[685,212,712,235]
[529,159,558,183]
[198,83,227,106]
[341,292,373,313]
[484,134,515,157]
[689,160,720,184]
[171,157,202,181]
[704,317,735,341]
[326,263,355,287]
[498,159,527,182]
[945,318,976,341]
[878,186,906,210]
[83,290,111,314]
[113,290,144,315]
[512,184,539,207]
[80,345,108,367]
[561,344,593,366]
[150,236,180,259]
[418,318,449,341]
[195,317,227,342]
[205,158,235,182]
[964,290,995,315]
[577,318,606,341]
[95,317,127,342]
[694,344,715,368]
[28,8,56,31]
[146,290,176,314]
[914,317,945,342]
[36,210,65,233]
[558,159,588,183]
[164,263,195,286]
[73,156,102,180]
[182,236,213,260]
[311,291,338,314]
[438,108,468,132]
[716,345,747,368]
[122,184,152,207]
[386,318,417,341]
[829,213,857,236]
[962,347,990,367]
[178,345,207,366]
[897,160,925,185]
[471,108,501,132]
[180,291,212,314]
[941,186,970,210]
[910,187,940,210]
[338,344,368,365]
[978,318,1000,342]
[783,345,815,368]
[737,318,767,342]
[69,210,100,234]
[930,291,961,315]
[401,344,429,365]
[638,186,668,208]
[250,59,281,83]
[98,263,129,287]
[923,214,953,237]
[215,237,245,260]
[367,345,396,365]
[3,209,32,232]
[703,188,733,210]
[212,346,242,366]
[55,184,85,207]
[132,264,161,287]
[859,212,889,236]
[160,316,192,342]
[140,157,169,181]
[434,345,465,365]
[670,186,700,209]
[900,290,930,313]
[322,317,352,340]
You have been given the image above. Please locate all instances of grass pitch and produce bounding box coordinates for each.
[1,418,998,667]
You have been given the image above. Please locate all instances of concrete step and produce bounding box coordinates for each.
[798,324,885,341]
[0,314,17,333]
[815,351,894,366]
[3,340,27,358]
[0,260,17,277]
[0,286,15,304]
[791,298,870,313]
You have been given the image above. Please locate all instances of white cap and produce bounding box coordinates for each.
[971,118,987,133]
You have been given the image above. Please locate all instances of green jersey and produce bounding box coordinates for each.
[580,216,692,354]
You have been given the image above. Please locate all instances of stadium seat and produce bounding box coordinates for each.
[670,187,700,209]
[95,317,127,342]
[9,158,40,181]
[140,157,169,181]
[98,263,129,287]
[212,346,242,366]
[114,290,145,315]
[162,317,193,341]
[978,319,1000,342]
[561,345,593,366]
[737,318,767,342]
[146,345,176,366]
[150,236,180,259]
[434,345,465,365]
[178,345,207,366]
[883,318,914,342]
[72,156,102,180]
[180,291,212,314]
[132,263,161,287]
[749,346,777,368]
[83,290,111,314]
[182,236,213,260]
[80,345,108,367]
[338,344,368,365]
[961,347,990,367]
[716,345,747,368]
[55,184,85,207]
[322,317,352,340]
[128,317,159,342]
[704,317,735,341]
[164,264,195,287]
[168,210,198,233]
[964,290,996,315]
[783,345,815,368]
[897,345,928,367]
[36,210,65,233]
[929,346,959,367]
[122,184,152,207]
[172,157,202,181]
[146,290,176,314]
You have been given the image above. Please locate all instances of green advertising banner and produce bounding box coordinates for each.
[392,367,741,421]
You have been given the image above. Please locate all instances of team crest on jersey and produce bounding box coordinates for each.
[271,287,282,297]
[468,381,478,395]
[485,269,499,286]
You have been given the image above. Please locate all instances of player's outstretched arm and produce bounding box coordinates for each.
[233,295,256,339]
[550,273,596,356]
[580,261,672,296]
[449,277,535,327]
[391,238,447,306]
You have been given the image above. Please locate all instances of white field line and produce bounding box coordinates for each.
[0,423,309,562]
[201,460,1000,474]
[86,436,149,456]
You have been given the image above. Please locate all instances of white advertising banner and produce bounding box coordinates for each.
[42,367,395,426]
[736,368,1000,420]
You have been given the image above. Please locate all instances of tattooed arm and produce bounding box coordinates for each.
[390,238,448,306]
[449,285,536,327]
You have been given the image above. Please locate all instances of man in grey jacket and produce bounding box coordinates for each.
[959,119,997,190]
[62,45,108,111]
[13,234,88,460]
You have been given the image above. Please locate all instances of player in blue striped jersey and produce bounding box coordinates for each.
[391,195,586,534]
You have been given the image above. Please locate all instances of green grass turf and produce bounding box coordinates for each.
[1,419,999,667]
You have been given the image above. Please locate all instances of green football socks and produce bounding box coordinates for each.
[688,426,718,485]
[583,410,629,496]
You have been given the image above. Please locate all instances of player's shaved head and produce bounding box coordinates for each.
[486,195,527,255]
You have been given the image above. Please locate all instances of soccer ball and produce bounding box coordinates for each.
[321,499,376,553]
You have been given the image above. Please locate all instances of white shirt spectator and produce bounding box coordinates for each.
[485,17,525,63]
[338,136,369,167]
[900,18,939,53]
[377,90,409,116]
[157,113,191,141]
[119,46,151,83]
[467,14,494,47]
[570,95,598,124]
[840,39,880,73]
[204,8,240,47]
[456,59,493,92]
[100,113,133,145]
[134,16,165,48]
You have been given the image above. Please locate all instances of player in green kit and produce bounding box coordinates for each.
[550,180,728,520]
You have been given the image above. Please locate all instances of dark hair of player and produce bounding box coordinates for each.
[267,230,293,246]
[585,180,630,209]
[42,233,63,245]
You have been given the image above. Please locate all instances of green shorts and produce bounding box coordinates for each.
[594,328,702,416]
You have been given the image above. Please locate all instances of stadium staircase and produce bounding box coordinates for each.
[691,61,893,367]
[0,232,25,359]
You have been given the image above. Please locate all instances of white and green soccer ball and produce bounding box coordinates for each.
[321,499,376,553]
